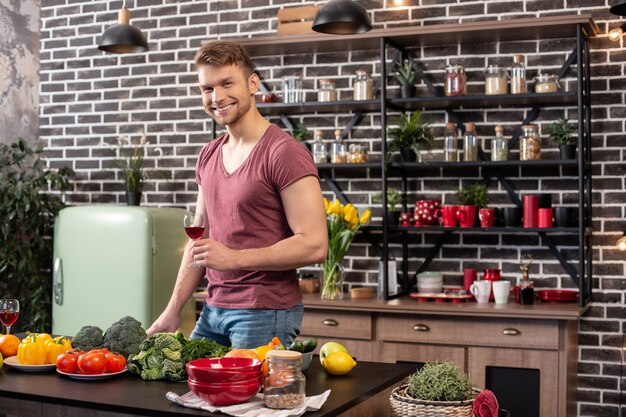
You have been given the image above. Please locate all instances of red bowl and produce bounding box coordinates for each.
[186,357,263,383]
[187,376,262,406]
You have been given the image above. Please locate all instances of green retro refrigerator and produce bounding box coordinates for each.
[52,206,196,337]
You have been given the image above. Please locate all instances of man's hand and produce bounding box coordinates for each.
[146,309,182,337]
[190,238,239,271]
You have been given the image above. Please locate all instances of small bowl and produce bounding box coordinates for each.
[188,376,262,406]
[301,351,313,372]
[186,357,263,383]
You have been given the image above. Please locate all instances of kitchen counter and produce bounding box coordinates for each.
[0,359,414,417]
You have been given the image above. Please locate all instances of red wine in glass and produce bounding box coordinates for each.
[184,212,205,268]
[0,299,19,334]
[185,226,205,240]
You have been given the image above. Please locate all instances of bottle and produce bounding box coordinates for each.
[312,129,328,163]
[491,125,508,161]
[264,350,306,409]
[353,70,374,100]
[445,65,467,97]
[330,129,347,163]
[518,264,534,305]
[443,122,459,162]
[510,54,527,94]
[463,122,478,162]
[318,79,337,102]
[519,124,541,160]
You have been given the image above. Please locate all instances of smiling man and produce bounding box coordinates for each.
[147,41,328,349]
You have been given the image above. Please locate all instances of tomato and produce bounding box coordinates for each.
[105,352,126,373]
[56,352,79,374]
[77,351,107,374]
[88,348,110,354]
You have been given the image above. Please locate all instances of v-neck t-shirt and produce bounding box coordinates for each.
[195,124,319,309]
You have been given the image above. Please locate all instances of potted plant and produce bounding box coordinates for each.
[373,187,403,226]
[547,117,576,159]
[390,361,478,416]
[118,142,146,206]
[292,122,312,143]
[393,58,422,98]
[387,111,434,163]
[455,183,489,227]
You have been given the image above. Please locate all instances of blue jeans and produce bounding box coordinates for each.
[190,303,304,349]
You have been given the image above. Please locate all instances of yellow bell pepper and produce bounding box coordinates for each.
[45,336,73,364]
[35,333,53,344]
[17,335,48,365]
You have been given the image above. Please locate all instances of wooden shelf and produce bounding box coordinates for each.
[362,225,581,234]
[230,14,598,56]
[258,99,380,115]
[317,162,381,171]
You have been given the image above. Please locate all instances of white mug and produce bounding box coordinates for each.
[470,280,492,304]
[492,280,511,304]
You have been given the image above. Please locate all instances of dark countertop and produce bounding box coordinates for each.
[0,358,414,417]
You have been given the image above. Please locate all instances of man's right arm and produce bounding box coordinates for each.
[146,191,208,336]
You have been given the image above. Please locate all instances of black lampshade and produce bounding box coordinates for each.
[98,7,149,54]
[610,0,626,16]
[312,0,372,35]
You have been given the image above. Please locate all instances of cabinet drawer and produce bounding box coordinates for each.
[302,310,372,340]
[377,314,559,350]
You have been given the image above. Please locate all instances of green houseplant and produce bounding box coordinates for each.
[291,122,312,142]
[116,135,147,205]
[0,138,73,333]
[393,58,422,98]
[547,118,577,159]
[455,183,489,228]
[373,187,404,226]
[387,111,434,163]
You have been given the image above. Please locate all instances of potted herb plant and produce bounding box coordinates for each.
[393,58,422,98]
[118,143,146,206]
[373,187,403,226]
[390,361,478,416]
[547,117,576,159]
[387,111,434,163]
[455,183,489,227]
[292,122,312,143]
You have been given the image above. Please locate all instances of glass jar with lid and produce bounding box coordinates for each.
[353,70,374,101]
[484,65,508,95]
[510,55,527,94]
[533,73,560,93]
[312,129,328,164]
[443,122,459,162]
[264,350,306,409]
[463,122,478,162]
[445,65,467,97]
[491,125,508,161]
[348,144,368,163]
[330,129,347,163]
[519,124,541,160]
[317,79,337,102]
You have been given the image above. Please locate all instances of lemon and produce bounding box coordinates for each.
[322,351,356,375]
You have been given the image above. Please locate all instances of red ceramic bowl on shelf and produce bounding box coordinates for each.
[186,357,263,383]
[187,375,263,406]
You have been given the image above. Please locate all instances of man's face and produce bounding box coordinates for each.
[198,64,258,127]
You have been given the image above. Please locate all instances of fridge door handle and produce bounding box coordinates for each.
[53,257,63,305]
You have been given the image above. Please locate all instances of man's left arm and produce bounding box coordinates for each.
[192,175,328,271]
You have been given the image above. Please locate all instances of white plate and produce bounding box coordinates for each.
[56,368,127,380]
[3,356,57,372]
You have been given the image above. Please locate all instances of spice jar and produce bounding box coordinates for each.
[484,65,508,95]
[353,70,374,101]
[348,144,368,163]
[318,79,337,102]
[510,55,527,94]
[519,124,541,160]
[312,130,328,164]
[264,350,306,409]
[443,122,459,162]
[463,122,478,162]
[491,125,508,161]
[282,75,303,103]
[445,65,467,97]
[330,129,347,163]
[533,73,560,93]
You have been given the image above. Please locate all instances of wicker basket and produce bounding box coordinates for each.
[390,384,477,417]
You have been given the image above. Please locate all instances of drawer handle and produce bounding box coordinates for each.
[502,328,521,336]
[322,319,339,327]
[412,324,430,332]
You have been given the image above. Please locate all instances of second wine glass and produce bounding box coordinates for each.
[0,299,19,335]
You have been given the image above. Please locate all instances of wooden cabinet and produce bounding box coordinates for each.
[302,295,581,417]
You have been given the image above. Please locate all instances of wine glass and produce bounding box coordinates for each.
[184,212,205,267]
[0,299,19,335]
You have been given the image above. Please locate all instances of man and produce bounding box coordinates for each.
[147,41,328,348]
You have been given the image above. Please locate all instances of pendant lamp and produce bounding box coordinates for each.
[610,0,626,16]
[617,233,626,251]
[98,6,149,53]
[312,0,372,35]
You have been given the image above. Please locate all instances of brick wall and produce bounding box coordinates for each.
[39,1,624,415]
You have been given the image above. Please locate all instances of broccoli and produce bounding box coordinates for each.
[72,325,104,352]
[127,332,187,382]
[103,316,147,358]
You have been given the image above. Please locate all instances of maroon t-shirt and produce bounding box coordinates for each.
[195,124,319,309]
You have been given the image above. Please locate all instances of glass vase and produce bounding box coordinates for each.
[321,261,344,300]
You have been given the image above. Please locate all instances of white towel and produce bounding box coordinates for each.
[166,389,331,417]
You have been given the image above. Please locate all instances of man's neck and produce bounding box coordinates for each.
[225,110,270,146]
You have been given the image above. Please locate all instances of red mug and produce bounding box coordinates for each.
[437,205,458,227]
[400,212,413,227]
[414,200,441,226]
[523,195,539,228]
[538,208,553,228]
[463,268,477,292]
[478,208,496,228]
[456,205,476,228]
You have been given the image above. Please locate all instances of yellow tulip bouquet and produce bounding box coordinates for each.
[322,198,371,300]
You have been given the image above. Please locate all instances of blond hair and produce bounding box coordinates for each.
[194,41,255,77]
